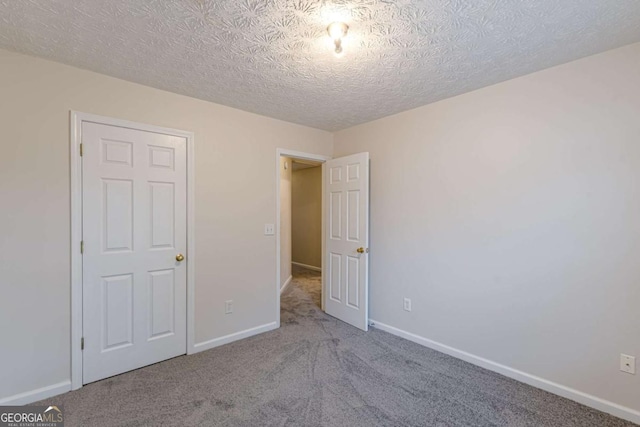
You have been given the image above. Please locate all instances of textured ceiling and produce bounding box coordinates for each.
[1,1,640,131]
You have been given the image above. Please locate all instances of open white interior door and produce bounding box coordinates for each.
[323,152,369,331]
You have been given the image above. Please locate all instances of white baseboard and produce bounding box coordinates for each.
[3,322,279,404]
[0,381,71,406]
[291,262,321,272]
[369,319,640,425]
[192,322,278,354]
[280,275,293,294]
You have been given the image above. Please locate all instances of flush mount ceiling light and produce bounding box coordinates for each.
[327,21,349,55]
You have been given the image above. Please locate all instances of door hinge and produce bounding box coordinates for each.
[81,337,84,350]
[80,240,84,254]
[80,143,83,156]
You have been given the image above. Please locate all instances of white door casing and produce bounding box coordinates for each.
[82,122,188,384]
[323,152,370,331]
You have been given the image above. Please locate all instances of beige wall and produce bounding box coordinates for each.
[292,166,322,268]
[334,42,640,415]
[0,49,332,400]
[280,157,292,287]
[3,39,640,421]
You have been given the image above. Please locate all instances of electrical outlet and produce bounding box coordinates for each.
[620,354,636,375]
[264,224,275,235]
[225,300,233,314]
[403,298,412,312]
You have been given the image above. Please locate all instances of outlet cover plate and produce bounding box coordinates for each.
[621,354,636,375]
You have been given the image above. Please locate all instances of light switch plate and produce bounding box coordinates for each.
[264,224,275,235]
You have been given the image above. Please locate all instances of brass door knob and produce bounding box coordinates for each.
[176,254,185,262]
[356,247,365,254]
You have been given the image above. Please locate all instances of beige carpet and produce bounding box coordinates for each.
[36,265,636,426]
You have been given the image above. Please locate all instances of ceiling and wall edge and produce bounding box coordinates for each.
[2,1,640,131]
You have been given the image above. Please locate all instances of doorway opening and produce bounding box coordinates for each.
[275,149,370,331]
[280,157,324,311]
[275,149,330,326]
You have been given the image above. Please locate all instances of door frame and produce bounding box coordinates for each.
[70,111,196,390]
[275,149,331,327]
